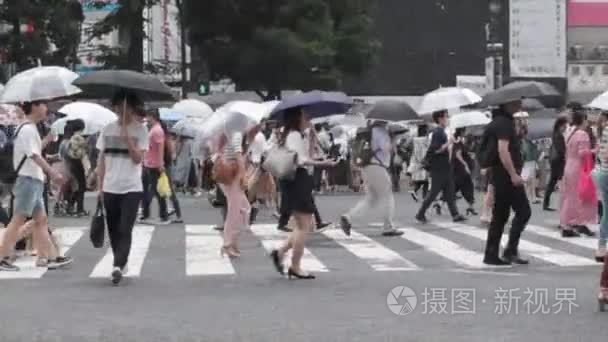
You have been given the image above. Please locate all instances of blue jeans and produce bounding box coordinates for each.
[593,169,608,248]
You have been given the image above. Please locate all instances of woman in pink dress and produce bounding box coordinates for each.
[560,111,597,237]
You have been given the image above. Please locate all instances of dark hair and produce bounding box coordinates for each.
[571,110,586,126]
[111,89,143,111]
[552,116,568,135]
[69,119,85,133]
[148,108,161,122]
[432,110,446,124]
[21,101,45,115]
[279,107,303,146]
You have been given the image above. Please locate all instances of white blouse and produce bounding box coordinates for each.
[285,130,311,172]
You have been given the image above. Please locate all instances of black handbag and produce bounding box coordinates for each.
[90,200,105,248]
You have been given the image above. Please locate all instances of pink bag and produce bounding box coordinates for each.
[578,153,597,204]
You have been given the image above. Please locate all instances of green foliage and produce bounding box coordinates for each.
[183,0,380,99]
[0,0,84,71]
[88,0,160,71]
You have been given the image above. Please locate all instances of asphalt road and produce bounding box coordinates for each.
[0,192,606,342]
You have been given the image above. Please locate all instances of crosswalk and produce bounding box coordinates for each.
[0,220,603,280]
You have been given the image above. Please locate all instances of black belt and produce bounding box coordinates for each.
[104,148,129,155]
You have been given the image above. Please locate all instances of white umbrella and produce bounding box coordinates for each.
[52,101,117,135]
[172,99,213,119]
[0,66,81,103]
[261,100,280,118]
[172,117,206,138]
[588,91,608,110]
[514,111,530,118]
[449,111,491,130]
[417,87,482,114]
[198,101,266,140]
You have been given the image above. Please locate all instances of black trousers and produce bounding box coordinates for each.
[103,192,142,269]
[543,161,564,209]
[417,170,459,218]
[68,159,86,212]
[142,167,168,220]
[485,178,531,259]
[278,179,322,227]
[164,166,182,218]
[454,174,475,205]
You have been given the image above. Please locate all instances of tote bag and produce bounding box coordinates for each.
[90,200,106,248]
[578,153,597,204]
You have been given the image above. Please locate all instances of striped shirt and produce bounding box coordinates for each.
[599,127,608,171]
[223,132,243,160]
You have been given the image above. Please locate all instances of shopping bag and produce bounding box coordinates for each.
[89,200,105,248]
[262,147,297,180]
[578,153,597,204]
[157,172,172,198]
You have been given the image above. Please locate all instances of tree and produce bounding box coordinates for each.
[0,0,83,72]
[89,0,159,71]
[183,0,379,100]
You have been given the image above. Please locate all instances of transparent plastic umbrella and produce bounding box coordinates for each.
[0,66,82,103]
[417,87,482,114]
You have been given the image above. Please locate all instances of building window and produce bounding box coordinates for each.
[571,65,580,76]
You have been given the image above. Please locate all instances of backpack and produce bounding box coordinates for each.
[0,123,31,184]
[352,128,375,167]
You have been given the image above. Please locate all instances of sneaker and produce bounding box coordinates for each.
[277,226,292,233]
[0,259,19,272]
[415,214,428,224]
[483,256,511,266]
[157,219,171,226]
[111,267,123,285]
[382,229,404,237]
[502,252,529,265]
[339,216,352,236]
[172,217,184,224]
[561,229,580,238]
[47,256,73,270]
[214,226,224,231]
[453,215,467,223]
[35,258,49,268]
[315,222,332,233]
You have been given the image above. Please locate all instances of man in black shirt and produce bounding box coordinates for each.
[483,100,531,266]
[415,111,465,223]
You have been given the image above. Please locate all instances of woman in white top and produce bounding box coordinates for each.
[270,107,337,279]
[96,90,149,285]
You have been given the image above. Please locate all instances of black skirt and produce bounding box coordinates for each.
[284,168,315,214]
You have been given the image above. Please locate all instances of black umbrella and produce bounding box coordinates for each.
[522,98,545,111]
[72,70,176,101]
[365,100,419,122]
[481,81,561,107]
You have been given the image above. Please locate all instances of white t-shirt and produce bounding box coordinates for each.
[285,131,310,168]
[97,120,149,194]
[14,123,45,181]
[249,131,267,164]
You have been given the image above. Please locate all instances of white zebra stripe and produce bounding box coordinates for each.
[90,225,154,278]
[186,225,235,276]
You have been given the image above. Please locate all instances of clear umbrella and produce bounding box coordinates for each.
[51,101,117,135]
[198,101,268,141]
[172,99,213,119]
[417,87,482,114]
[0,66,82,103]
[449,111,491,130]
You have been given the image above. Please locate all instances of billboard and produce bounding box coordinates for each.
[75,0,119,73]
[509,0,567,78]
[568,0,608,27]
[143,0,191,82]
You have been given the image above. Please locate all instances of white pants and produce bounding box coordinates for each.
[346,165,395,229]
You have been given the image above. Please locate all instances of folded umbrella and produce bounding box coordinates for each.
[0,66,82,103]
[269,91,353,120]
[417,87,482,114]
[449,111,491,130]
[365,100,419,122]
[72,69,176,101]
[172,99,213,119]
[481,81,561,107]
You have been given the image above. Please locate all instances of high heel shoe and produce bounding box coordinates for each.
[466,208,478,216]
[287,267,316,280]
[598,288,608,312]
